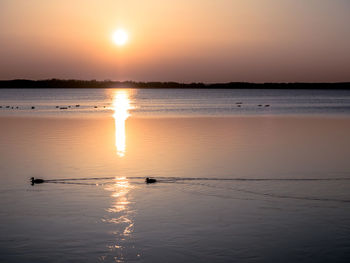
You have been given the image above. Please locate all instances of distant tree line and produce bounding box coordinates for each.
[0,79,349,89]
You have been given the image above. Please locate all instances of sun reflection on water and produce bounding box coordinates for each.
[103,177,135,260]
[112,90,133,157]
[105,177,133,214]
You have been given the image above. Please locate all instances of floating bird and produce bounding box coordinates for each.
[31,177,45,185]
[145,177,157,184]
[76,105,80,107]
[31,106,35,109]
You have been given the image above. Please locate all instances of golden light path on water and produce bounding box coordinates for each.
[105,91,137,260]
[112,90,133,157]
[104,177,136,259]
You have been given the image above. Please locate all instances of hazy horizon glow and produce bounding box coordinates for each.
[0,0,349,82]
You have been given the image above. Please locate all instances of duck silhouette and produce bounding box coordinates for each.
[145,177,157,184]
[31,177,45,185]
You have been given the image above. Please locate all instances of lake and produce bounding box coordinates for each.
[1,88,350,262]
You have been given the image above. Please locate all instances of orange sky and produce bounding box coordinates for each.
[0,0,349,82]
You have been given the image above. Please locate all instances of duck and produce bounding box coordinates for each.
[31,177,45,185]
[145,177,157,184]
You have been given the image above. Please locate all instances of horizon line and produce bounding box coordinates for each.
[1,79,350,85]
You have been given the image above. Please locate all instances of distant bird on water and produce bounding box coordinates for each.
[31,177,45,185]
[145,177,157,184]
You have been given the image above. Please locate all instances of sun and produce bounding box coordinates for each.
[112,29,128,46]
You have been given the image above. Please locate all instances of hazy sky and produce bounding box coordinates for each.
[1,0,349,82]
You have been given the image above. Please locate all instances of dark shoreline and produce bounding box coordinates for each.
[0,79,350,89]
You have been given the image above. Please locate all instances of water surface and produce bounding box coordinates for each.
[1,88,350,262]
[1,88,350,117]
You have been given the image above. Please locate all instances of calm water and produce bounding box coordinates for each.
[1,88,350,117]
[1,89,350,262]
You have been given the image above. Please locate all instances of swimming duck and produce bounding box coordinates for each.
[31,177,45,185]
[145,177,157,184]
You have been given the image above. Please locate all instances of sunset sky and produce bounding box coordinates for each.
[1,0,349,82]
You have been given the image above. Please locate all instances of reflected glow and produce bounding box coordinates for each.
[112,90,133,157]
[105,177,133,214]
[104,177,135,252]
